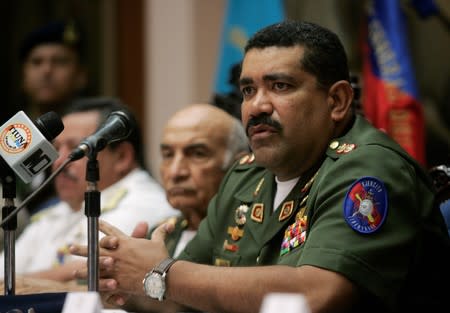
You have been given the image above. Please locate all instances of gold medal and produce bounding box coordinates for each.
[228,226,244,241]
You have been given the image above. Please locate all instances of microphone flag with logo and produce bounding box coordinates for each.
[0,111,63,183]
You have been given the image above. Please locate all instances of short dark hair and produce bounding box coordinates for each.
[245,20,350,90]
[62,97,146,169]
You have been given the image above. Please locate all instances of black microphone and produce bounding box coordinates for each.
[69,110,132,160]
[0,111,64,184]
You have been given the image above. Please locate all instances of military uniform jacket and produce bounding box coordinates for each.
[178,115,450,312]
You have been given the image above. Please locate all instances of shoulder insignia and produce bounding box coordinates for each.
[30,208,54,223]
[343,176,388,234]
[239,153,255,165]
[329,141,357,154]
[101,188,128,213]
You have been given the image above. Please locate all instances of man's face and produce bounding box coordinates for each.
[52,111,122,210]
[22,43,84,107]
[159,111,229,215]
[240,46,334,180]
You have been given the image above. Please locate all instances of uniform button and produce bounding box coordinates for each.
[329,140,339,150]
[256,256,260,263]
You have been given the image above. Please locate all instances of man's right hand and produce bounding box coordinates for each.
[70,219,174,306]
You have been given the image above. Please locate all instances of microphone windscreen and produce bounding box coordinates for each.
[35,111,64,141]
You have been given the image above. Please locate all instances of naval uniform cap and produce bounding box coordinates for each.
[19,20,84,62]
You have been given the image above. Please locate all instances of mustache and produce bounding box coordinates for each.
[246,114,282,136]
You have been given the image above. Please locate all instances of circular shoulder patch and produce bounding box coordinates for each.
[343,176,388,234]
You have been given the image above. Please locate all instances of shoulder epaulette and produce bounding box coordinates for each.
[327,140,357,158]
[30,208,53,223]
[101,188,128,213]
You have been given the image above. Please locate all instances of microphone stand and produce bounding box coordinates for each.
[1,158,17,295]
[84,151,100,292]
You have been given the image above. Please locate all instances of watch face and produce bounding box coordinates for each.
[144,272,165,300]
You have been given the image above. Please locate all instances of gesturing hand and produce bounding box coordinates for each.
[70,219,174,306]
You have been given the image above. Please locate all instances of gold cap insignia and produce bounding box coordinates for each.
[63,21,79,45]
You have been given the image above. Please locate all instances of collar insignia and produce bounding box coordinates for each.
[253,177,264,197]
[250,203,264,223]
[279,200,294,222]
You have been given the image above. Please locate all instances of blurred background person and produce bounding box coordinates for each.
[18,20,90,215]
[0,97,176,282]
[19,20,88,117]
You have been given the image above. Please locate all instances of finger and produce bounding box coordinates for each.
[99,219,127,237]
[99,235,119,249]
[150,222,175,242]
[73,266,88,280]
[99,278,119,291]
[105,293,127,306]
[70,244,88,257]
[131,221,149,238]
[73,256,113,279]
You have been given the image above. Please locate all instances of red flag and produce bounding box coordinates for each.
[362,0,426,165]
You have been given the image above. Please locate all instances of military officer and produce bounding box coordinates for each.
[72,21,450,313]
[151,104,249,258]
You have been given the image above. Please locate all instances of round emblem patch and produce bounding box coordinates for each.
[343,176,387,234]
[0,124,32,154]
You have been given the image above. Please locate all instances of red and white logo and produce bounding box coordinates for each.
[0,123,32,153]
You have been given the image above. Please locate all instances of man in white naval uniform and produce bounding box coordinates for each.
[0,97,176,282]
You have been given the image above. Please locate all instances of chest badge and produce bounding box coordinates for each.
[343,177,388,234]
[280,215,308,256]
[235,205,249,226]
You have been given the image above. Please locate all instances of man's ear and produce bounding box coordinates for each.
[113,141,136,176]
[327,80,354,122]
[75,67,88,91]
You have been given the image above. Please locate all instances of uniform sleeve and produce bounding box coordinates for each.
[296,146,430,309]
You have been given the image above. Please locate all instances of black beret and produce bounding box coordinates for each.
[19,20,83,62]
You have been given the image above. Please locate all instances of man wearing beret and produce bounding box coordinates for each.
[20,20,87,118]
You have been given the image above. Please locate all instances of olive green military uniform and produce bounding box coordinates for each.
[177,114,450,312]
[149,215,189,257]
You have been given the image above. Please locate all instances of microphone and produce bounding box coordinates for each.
[0,111,64,184]
[69,110,132,160]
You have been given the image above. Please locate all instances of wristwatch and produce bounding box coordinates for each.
[143,257,177,301]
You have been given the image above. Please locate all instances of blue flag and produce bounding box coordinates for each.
[214,0,285,94]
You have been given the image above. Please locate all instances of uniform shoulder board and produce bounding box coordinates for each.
[101,188,128,213]
[30,208,53,223]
